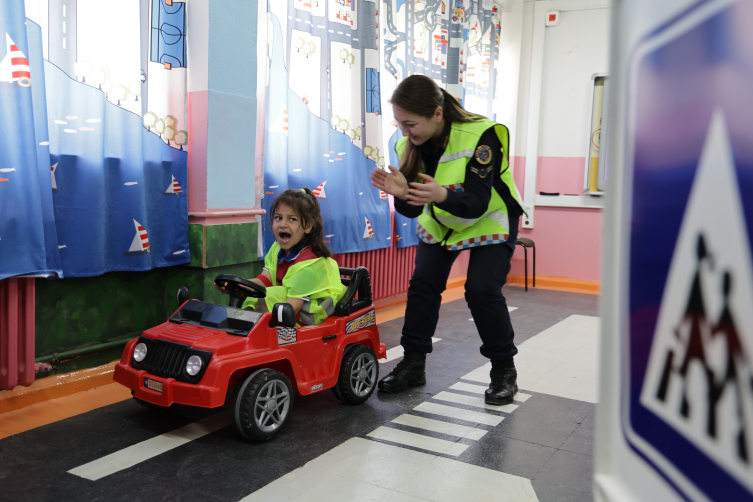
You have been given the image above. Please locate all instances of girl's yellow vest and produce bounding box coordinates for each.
[243,242,346,325]
[396,118,524,250]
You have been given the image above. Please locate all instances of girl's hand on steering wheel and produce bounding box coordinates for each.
[214,281,230,295]
[370,165,409,199]
[406,173,448,206]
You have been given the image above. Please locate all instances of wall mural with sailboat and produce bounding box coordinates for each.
[0,0,189,280]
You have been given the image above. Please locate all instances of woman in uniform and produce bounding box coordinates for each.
[370,75,524,405]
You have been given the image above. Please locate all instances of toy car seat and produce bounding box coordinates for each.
[335,267,372,316]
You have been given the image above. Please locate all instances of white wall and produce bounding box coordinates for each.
[511,0,609,160]
[493,0,527,150]
[539,8,609,157]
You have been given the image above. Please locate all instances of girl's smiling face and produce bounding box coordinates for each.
[273,203,312,254]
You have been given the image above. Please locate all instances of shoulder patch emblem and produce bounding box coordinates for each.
[475,145,492,165]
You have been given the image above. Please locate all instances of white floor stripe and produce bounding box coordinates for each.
[414,401,503,426]
[68,413,230,481]
[367,426,468,457]
[379,337,441,363]
[433,391,519,413]
[239,438,539,501]
[461,315,600,403]
[469,306,516,321]
[391,414,488,440]
[449,382,533,402]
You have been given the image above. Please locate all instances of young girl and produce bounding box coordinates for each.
[217,188,346,325]
[370,75,524,405]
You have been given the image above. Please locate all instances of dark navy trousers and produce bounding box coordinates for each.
[400,217,519,361]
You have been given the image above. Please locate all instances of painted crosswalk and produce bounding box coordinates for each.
[368,426,469,456]
[364,366,534,461]
[68,413,230,481]
[413,401,504,426]
[390,414,488,440]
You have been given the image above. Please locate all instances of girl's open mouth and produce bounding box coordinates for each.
[278,231,291,243]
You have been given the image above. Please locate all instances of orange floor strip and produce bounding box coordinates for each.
[507,274,600,295]
[0,383,133,440]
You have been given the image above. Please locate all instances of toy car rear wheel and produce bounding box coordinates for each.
[334,344,378,404]
[232,369,293,442]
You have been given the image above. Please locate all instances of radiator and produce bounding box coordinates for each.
[334,212,417,301]
[0,277,36,390]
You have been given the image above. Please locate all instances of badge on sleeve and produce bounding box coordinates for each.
[475,145,492,165]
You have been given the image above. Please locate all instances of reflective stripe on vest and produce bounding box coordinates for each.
[432,207,509,230]
[438,150,475,163]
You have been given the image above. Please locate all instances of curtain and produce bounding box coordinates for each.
[262,0,391,255]
[0,0,189,280]
[380,0,502,247]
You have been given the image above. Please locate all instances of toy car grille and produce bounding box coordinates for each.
[142,339,189,379]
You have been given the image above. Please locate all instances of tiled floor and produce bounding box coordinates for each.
[0,287,599,502]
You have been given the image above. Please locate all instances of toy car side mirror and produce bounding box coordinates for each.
[177,287,190,306]
[269,303,297,328]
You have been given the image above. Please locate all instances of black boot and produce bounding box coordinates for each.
[485,357,518,405]
[378,350,426,393]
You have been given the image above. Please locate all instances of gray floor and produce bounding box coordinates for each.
[0,286,599,502]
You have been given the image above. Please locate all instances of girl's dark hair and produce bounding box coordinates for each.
[269,188,332,258]
[390,75,482,183]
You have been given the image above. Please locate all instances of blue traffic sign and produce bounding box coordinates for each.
[626,1,753,500]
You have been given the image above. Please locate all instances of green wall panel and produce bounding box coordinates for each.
[205,222,258,268]
[187,222,258,269]
[188,224,205,268]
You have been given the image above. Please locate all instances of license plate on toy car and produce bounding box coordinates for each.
[144,378,163,393]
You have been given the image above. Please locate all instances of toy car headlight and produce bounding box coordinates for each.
[186,355,203,376]
[133,343,147,362]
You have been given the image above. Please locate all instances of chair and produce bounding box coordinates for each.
[516,238,536,291]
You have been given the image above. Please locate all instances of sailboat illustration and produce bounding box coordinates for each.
[0,34,31,87]
[123,219,150,257]
[51,162,59,193]
[362,217,374,241]
[164,175,183,195]
[312,181,327,199]
[379,190,388,200]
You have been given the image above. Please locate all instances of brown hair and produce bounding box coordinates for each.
[269,188,332,258]
[390,75,482,183]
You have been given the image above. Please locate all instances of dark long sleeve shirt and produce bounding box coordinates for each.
[394,123,522,221]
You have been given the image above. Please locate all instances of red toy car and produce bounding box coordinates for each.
[113,267,386,441]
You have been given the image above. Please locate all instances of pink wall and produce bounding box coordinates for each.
[187,91,209,214]
[509,156,602,282]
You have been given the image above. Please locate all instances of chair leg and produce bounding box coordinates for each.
[524,247,528,292]
[533,246,536,288]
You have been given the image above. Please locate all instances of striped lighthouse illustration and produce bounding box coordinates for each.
[164,175,183,195]
[379,190,388,200]
[0,34,31,87]
[271,104,289,135]
[362,217,374,240]
[123,219,150,257]
[312,181,327,199]
[51,162,59,193]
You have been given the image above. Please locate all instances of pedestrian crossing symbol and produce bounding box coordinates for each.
[639,111,753,491]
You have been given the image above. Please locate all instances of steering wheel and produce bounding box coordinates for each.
[215,274,266,309]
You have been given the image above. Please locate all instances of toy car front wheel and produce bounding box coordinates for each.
[232,369,294,442]
[334,344,378,404]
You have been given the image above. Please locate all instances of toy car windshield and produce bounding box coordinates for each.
[168,300,263,337]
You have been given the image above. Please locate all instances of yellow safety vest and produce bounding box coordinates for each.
[396,118,524,250]
[243,242,347,325]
